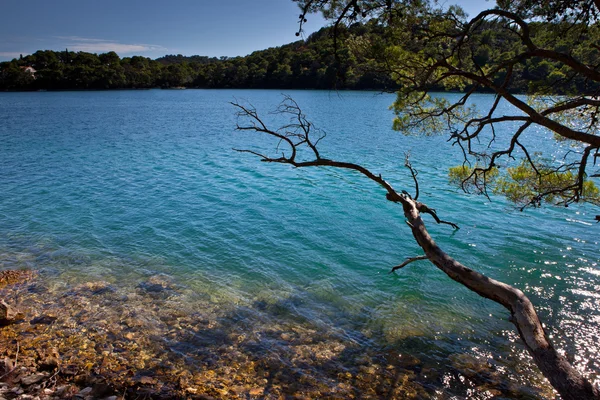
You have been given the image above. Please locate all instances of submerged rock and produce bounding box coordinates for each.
[0,269,36,289]
[137,274,180,299]
[75,281,115,295]
[29,315,57,325]
[0,268,558,400]
[19,372,49,386]
[0,299,22,325]
[0,269,35,325]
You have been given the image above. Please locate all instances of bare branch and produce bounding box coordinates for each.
[0,341,19,380]
[233,98,459,229]
[415,202,460,230]
[233,96,599,399]
[389,255,428,273]
[404,153,419,200]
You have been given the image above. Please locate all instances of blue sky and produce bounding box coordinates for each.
[0,0,494,62]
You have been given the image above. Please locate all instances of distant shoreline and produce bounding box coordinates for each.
[0,87,528,95]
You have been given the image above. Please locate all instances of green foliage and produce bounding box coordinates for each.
[1,18,597,93]
[448,165,499,194]
[0,23,395,91]
[494,161,600,206]
[449,161,600,207]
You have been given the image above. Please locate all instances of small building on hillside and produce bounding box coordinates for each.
[20,66,37,78]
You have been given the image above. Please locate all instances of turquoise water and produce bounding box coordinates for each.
[0,89,598,396]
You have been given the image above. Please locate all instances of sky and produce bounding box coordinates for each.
[0,0,495,62]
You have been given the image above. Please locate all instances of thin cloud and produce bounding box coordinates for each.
[0,51,28,59]
[56,36,166,55]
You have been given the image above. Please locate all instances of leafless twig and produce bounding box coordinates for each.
[390,255,428,273]
[0,341,19,380]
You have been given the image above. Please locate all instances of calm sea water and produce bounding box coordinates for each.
[0,89,598,395]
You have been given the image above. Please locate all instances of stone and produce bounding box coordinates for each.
[91,383,113,397]
[10,386,23,394]
[29,315,57,325]
[20,373,48,386]
[138,275,175,293]
[54,385,69,395]
[0,300,9,320]
[76,387,93,396]
[249,387,264,396]
[39,356,59,370]
[80,281,114,295]
[0,299,20,324]
[139,376,157,385]
[0,270,36,289]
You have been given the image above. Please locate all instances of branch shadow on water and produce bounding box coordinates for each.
[162,288,549,399]
[0,268,552,399]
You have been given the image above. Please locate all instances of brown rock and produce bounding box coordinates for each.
[76,387,93,397]
[137,376,157,385]
[20,372,49,386]
[0,270,36,289]
[78,281,114,295]
[39,356,60,370]
[0,300,11,320]
[29,315,57,325]
[0,299,21,324]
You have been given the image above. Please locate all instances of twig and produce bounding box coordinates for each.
[416,203,460,230]
[404,153,420,200]
[390,255,428,273]
[0,341,19,379]
[233,98,460,230]
[44,368,61,389]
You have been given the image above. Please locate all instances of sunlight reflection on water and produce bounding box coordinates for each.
[0,89,598,397]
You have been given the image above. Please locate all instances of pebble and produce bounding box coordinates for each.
[10,387,23,394]
[0,299,20,323]
[20,373,48,386]
[29,315,57,325]
[358,365,376,375]
[77,387,93,396]
[54,386,68,396]
[0,270,36,288]
[0,268,553,399]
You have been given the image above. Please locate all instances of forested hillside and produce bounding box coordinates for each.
[1,20,596,93]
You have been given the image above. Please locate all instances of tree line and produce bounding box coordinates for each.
[0,19,597,94]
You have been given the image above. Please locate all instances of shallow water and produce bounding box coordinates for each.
[0,89,598,397]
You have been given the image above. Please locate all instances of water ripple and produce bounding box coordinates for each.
[0,89,598,395]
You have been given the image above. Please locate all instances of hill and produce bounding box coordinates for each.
[0,21,595,94]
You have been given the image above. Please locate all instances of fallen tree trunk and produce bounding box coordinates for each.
[399,196,600,400]
[233,97,600,399]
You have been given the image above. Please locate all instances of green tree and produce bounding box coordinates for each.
[0,60,35,90]
[235,0,600,398]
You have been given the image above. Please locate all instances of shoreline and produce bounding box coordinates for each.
[0,269,555,399]
[0,87,525,95]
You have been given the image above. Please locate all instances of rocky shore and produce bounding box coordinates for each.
[0,269,554,399]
